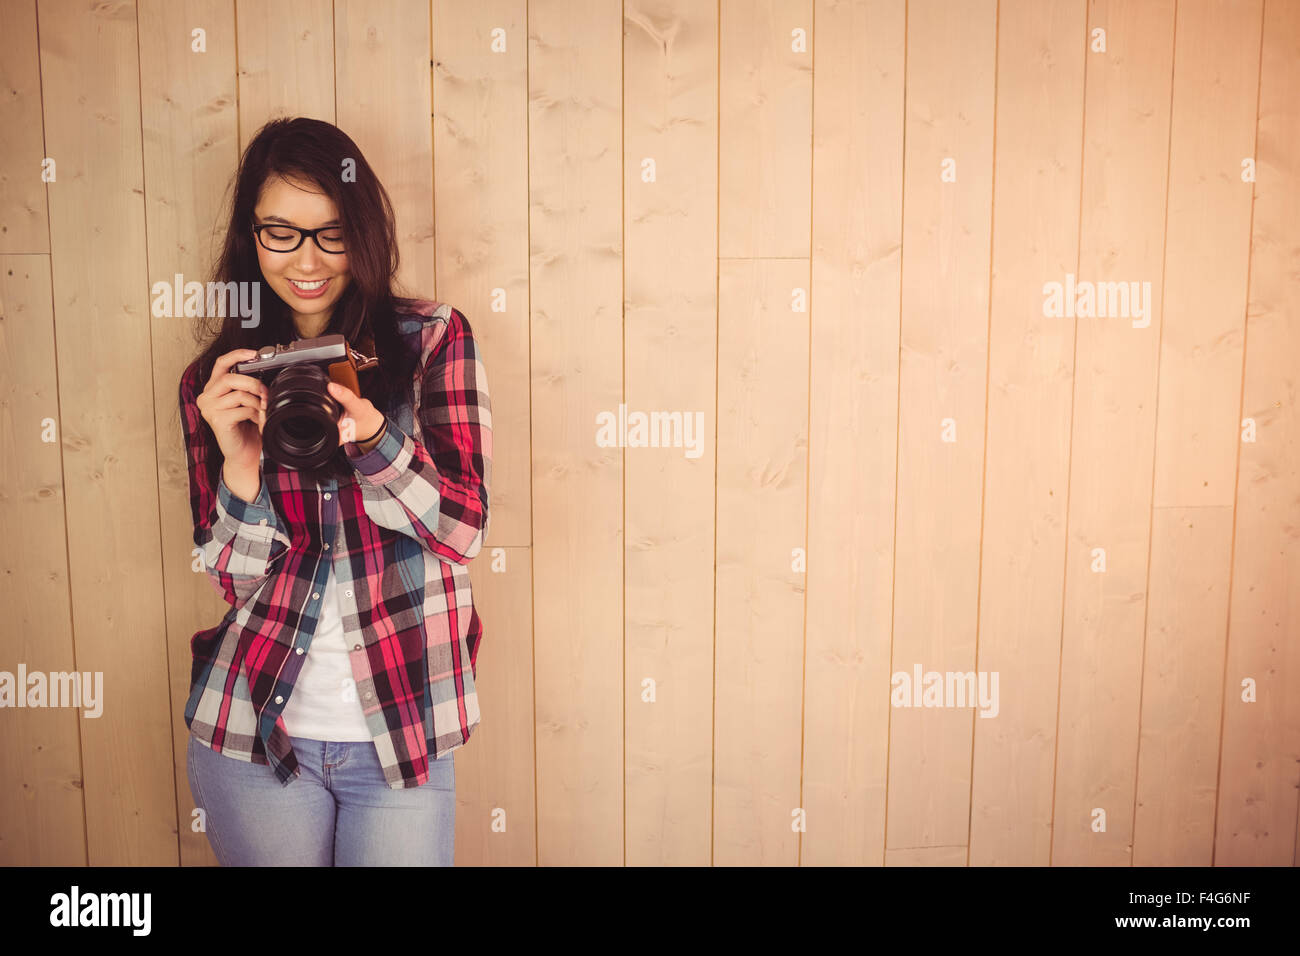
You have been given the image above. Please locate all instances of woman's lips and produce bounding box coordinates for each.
[287,276,332,299]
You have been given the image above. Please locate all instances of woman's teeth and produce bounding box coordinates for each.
[289,278,328,290]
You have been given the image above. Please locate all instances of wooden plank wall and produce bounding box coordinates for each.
[1051,0,1175,867]
[0,0,1295,868]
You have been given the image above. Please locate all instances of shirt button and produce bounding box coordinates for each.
[274,695,284,704]
[363,692,373,700]
[353,643,361,651]
[324,492,332,500]
[323,543,330,550]
[312,592,320,600]
[344,589,353,598]
[296,647,305,655]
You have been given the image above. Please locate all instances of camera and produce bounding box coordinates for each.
[234,334,378,471]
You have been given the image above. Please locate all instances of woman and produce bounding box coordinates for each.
[178,117,491,866]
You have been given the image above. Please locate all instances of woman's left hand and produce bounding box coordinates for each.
[327,380,387,451]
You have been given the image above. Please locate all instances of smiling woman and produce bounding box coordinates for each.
[177,117,492,868]
[251,185,351,333]
[187,117,422,489]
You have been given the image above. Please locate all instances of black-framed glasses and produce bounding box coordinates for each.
[252,222,346,254]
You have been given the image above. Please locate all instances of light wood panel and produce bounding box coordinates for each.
[527,0,624,865]
[1133,0,1263,866]
[623,0,719,866]
[336,0,435,298]
[718,0,812,259]
[235,0,335,140]
[37,0,177,865]
[1214,0,1300,867]
[885,844,966,866]
[0,0,49,254]
[431,0,531,549]
[0,0,82,870]
[431,0,536,867]
[715,257,810,865]
[137,0,241,868]
[462,547,536,863]
[1135,508,1235,863]
[714,0,813,867]
[968,0,1086,866]
[803,0,904,867]
[0,255,85,866]
[1052,0,1175,866]
[886,0,996,853]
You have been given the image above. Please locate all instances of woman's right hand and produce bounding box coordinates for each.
[197,349,270,474]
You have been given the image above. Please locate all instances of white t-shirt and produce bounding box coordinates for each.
[280,562,372,741]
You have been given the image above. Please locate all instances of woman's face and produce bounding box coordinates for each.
[253,174,351,338]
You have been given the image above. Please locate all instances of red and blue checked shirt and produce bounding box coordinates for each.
[180,299,491,789]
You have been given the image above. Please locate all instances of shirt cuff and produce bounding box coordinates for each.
[344,415,409,482]
[215,468,284,544]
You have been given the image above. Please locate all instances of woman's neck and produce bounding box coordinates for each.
[293,310,330,340]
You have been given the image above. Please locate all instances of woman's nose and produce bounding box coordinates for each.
[294,244,321,270]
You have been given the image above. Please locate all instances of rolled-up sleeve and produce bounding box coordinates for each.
[344,308,492,565]
[180,360,291,608]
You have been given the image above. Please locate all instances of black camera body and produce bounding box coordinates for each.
[234,334,378,471]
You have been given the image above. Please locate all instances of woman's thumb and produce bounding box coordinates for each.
[327,380,354,405]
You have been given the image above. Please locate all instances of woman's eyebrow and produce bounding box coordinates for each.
[260,214,341,226]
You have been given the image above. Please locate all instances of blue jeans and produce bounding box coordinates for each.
[186,733,455,866]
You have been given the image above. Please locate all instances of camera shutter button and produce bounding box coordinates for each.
[256,345,276,360]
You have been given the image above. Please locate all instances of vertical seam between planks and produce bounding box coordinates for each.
[1129,0,1181,868]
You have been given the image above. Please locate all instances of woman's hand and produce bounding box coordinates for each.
[197,349,269,473]
[327,380,387,452]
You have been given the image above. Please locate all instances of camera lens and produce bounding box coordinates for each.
[261,363,341,470]
[281,416,321,442]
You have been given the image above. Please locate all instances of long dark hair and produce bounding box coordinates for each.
[185,117,421,488]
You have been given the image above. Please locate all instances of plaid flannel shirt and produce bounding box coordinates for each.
[180,299,491,789]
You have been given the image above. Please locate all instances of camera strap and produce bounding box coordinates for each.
[348,337,379,372]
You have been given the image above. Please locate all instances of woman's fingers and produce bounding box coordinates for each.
[209,388,262,411]
[212,405,259,430]
[210,349,258,382]
[215,372,269,402]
